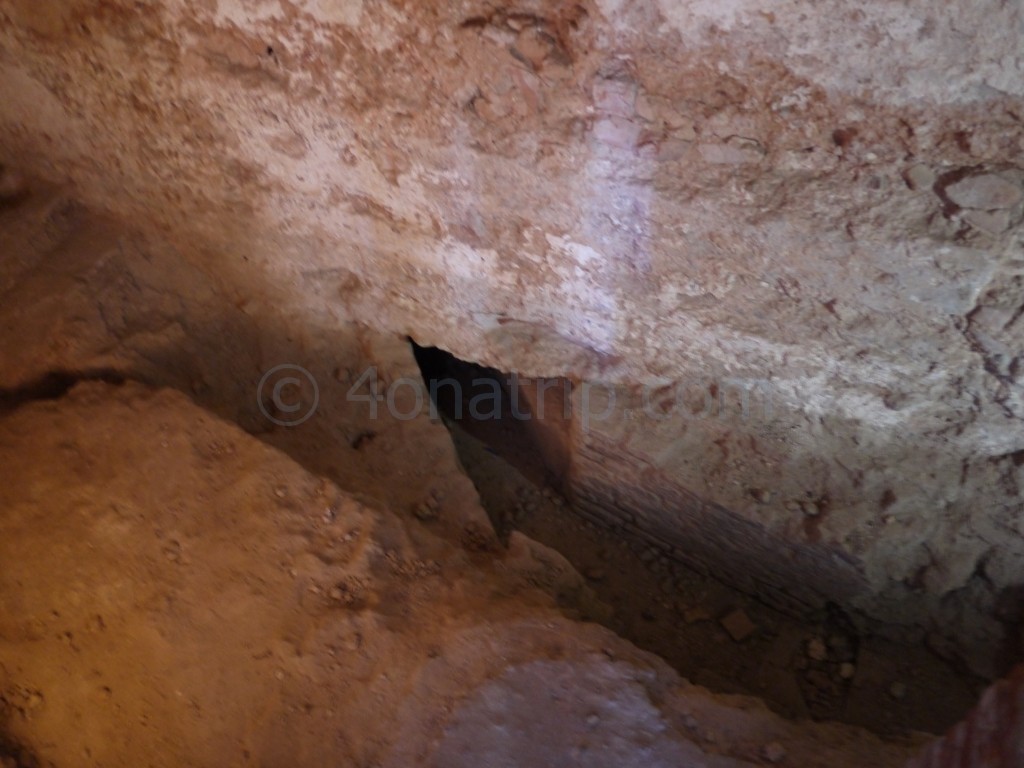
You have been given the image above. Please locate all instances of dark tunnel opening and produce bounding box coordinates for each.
[409,338,572,495]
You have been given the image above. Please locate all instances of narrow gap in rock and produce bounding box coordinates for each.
[409,338,570,495]
[0,369,128,414]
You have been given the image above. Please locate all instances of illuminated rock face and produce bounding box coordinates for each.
[1,0,1023,672]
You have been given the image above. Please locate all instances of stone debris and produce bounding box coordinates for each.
[763,741,788,763]
[807,638,829,662]
[889,681,908,700]
[904,164,937,191]
[720,608,758,642]
[683,605,713,625]
[0,383,914,766]
[946,173,1022,210]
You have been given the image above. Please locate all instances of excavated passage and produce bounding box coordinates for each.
[411,341,986,735]
[410,339,572,494]
[0,176,1012,763]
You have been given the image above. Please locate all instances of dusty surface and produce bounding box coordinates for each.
[1,0,1022,676]
[0,382,924,767]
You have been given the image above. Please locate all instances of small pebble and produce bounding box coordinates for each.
[413,502,436,521]
[963,208,1011,235]
[763,741,787,763]
[903,163,936,191]
[889,681,907,700]
[683,606,712,625]
[634,93,657,122]
[800,500,821,517]
[720,608,758,642]
[839,662,856,680]
[806,637,828,661]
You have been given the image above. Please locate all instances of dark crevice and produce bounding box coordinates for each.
[956,310,1021,421]
[409,339,571,493]
[0,727,40,768]
[407,339,987,735]
[0,369,129,414]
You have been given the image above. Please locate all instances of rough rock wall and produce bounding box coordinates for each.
[568,425,869,617]
[1,0,1023,674]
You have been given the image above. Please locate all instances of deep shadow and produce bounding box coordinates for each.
[410,339,571,493]
[0,369,127,415]
[0,727,40,768]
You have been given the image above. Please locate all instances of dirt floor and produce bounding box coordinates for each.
[447,426,987,737]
